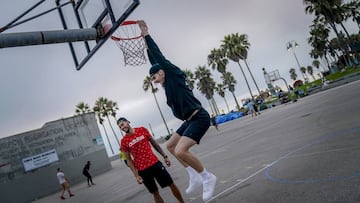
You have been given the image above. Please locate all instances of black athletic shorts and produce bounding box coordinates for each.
[138,161,173,193]
[176,107,210,144]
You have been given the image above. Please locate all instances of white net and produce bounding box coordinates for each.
[113,37,147,66]
[111,21,147,66]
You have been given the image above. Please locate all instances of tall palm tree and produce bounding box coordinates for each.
[215,83,230,113]
[208,48,232,114]
[208,48,228,74]
[105,99,121,142]
[312,59,324,79]
[143,76,171,136]
[93,106,114,154]
[312,59,323,72]
[221,71,241,111]
[74,101,92,137]
[94,97,120,145]
[307,65,317,81]
[300,66,308,82]
[308,17,332,70]
[221,33,255,100]
[183,69,196,90]
[194,65,220,115]
[344,1,360,30]
[75,102,91,115]
[289,68,298,81]
[228,33,261,96]
[304,0,353,66]
[107,100,123,137]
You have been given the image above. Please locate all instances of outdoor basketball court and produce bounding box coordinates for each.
[2,2,360,202]
[31,80,360,202]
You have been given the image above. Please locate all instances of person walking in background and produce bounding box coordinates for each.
[56,168,75,200]
[119,147,128,167]
[83,161,95,187]
[247,99,257,117]
[138,20,217,201]
[254,99,261,115]
[211,114,219,130]
[117,117,184,203]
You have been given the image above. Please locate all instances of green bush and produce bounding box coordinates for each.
[325,66,360,81]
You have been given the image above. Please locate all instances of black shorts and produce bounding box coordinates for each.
[176,108,210,144]
[83,172,91,178]
[138,161,173,193]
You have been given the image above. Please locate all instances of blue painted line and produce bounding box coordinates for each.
[264,127,360,184]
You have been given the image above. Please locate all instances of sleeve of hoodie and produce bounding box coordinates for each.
[145,35,173,71]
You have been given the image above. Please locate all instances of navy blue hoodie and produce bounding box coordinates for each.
[145,35,202,121]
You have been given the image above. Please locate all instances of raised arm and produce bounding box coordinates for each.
[138,20,170,66]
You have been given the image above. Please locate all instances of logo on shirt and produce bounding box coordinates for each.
[129,135,145,147]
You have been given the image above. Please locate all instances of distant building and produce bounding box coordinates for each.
[0,112,111,203]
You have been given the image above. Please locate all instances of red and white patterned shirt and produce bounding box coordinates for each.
[120,127,159,171]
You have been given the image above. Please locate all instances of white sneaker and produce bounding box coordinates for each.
[186,174,202,194]
[202,173,217,201]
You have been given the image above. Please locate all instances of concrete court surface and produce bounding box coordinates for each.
[32,80,360,203]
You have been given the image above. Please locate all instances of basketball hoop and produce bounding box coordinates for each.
[109,21,147,66]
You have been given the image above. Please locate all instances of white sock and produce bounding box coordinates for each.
[186,166,198,178]
[200,168,211,180]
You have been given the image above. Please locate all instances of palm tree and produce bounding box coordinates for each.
[344,1,360,30]
[308,17,332,70]
[105,99,121,142]
[208,48,228,74]
[215,83,230,113]
[221,71,241,111]
[183,69,196,90]
[94,97,120,146]
[307,65,317,81]
[329,37,343,61]
[300,66,308,82]
[75,102,91,115]
[74,101,93,138]
[143,76,171,136]
[194,65,220,115]
[221,33,255,100]
[312,59,323,72]
[107,100,123,137]
[289,68,298,81]
[312,59,324,79]
[304,0,353,66]
[93,106,114,154]
[228,33,261,96]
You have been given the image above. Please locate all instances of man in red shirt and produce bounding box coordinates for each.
[118,117,184,203]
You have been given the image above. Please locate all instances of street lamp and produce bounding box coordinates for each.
[287,40,301,69]
[287,40,306,81]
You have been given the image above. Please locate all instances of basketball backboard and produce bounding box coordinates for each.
[264,69,281,84]
[56,0,140,70]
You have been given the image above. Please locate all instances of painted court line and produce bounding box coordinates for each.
[205,147,310,202]
[206,127,360,202]
[205,164,269,203]
[206,133,316,202]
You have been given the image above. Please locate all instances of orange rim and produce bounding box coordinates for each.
[111,20,142,41]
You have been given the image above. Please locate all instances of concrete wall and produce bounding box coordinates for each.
[0,112,112,203]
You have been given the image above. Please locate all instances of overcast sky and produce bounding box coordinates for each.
[0,0,344,155]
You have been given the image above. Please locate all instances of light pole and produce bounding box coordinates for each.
[287,40,306,81]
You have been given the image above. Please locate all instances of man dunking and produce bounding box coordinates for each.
[138,20,217,201]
